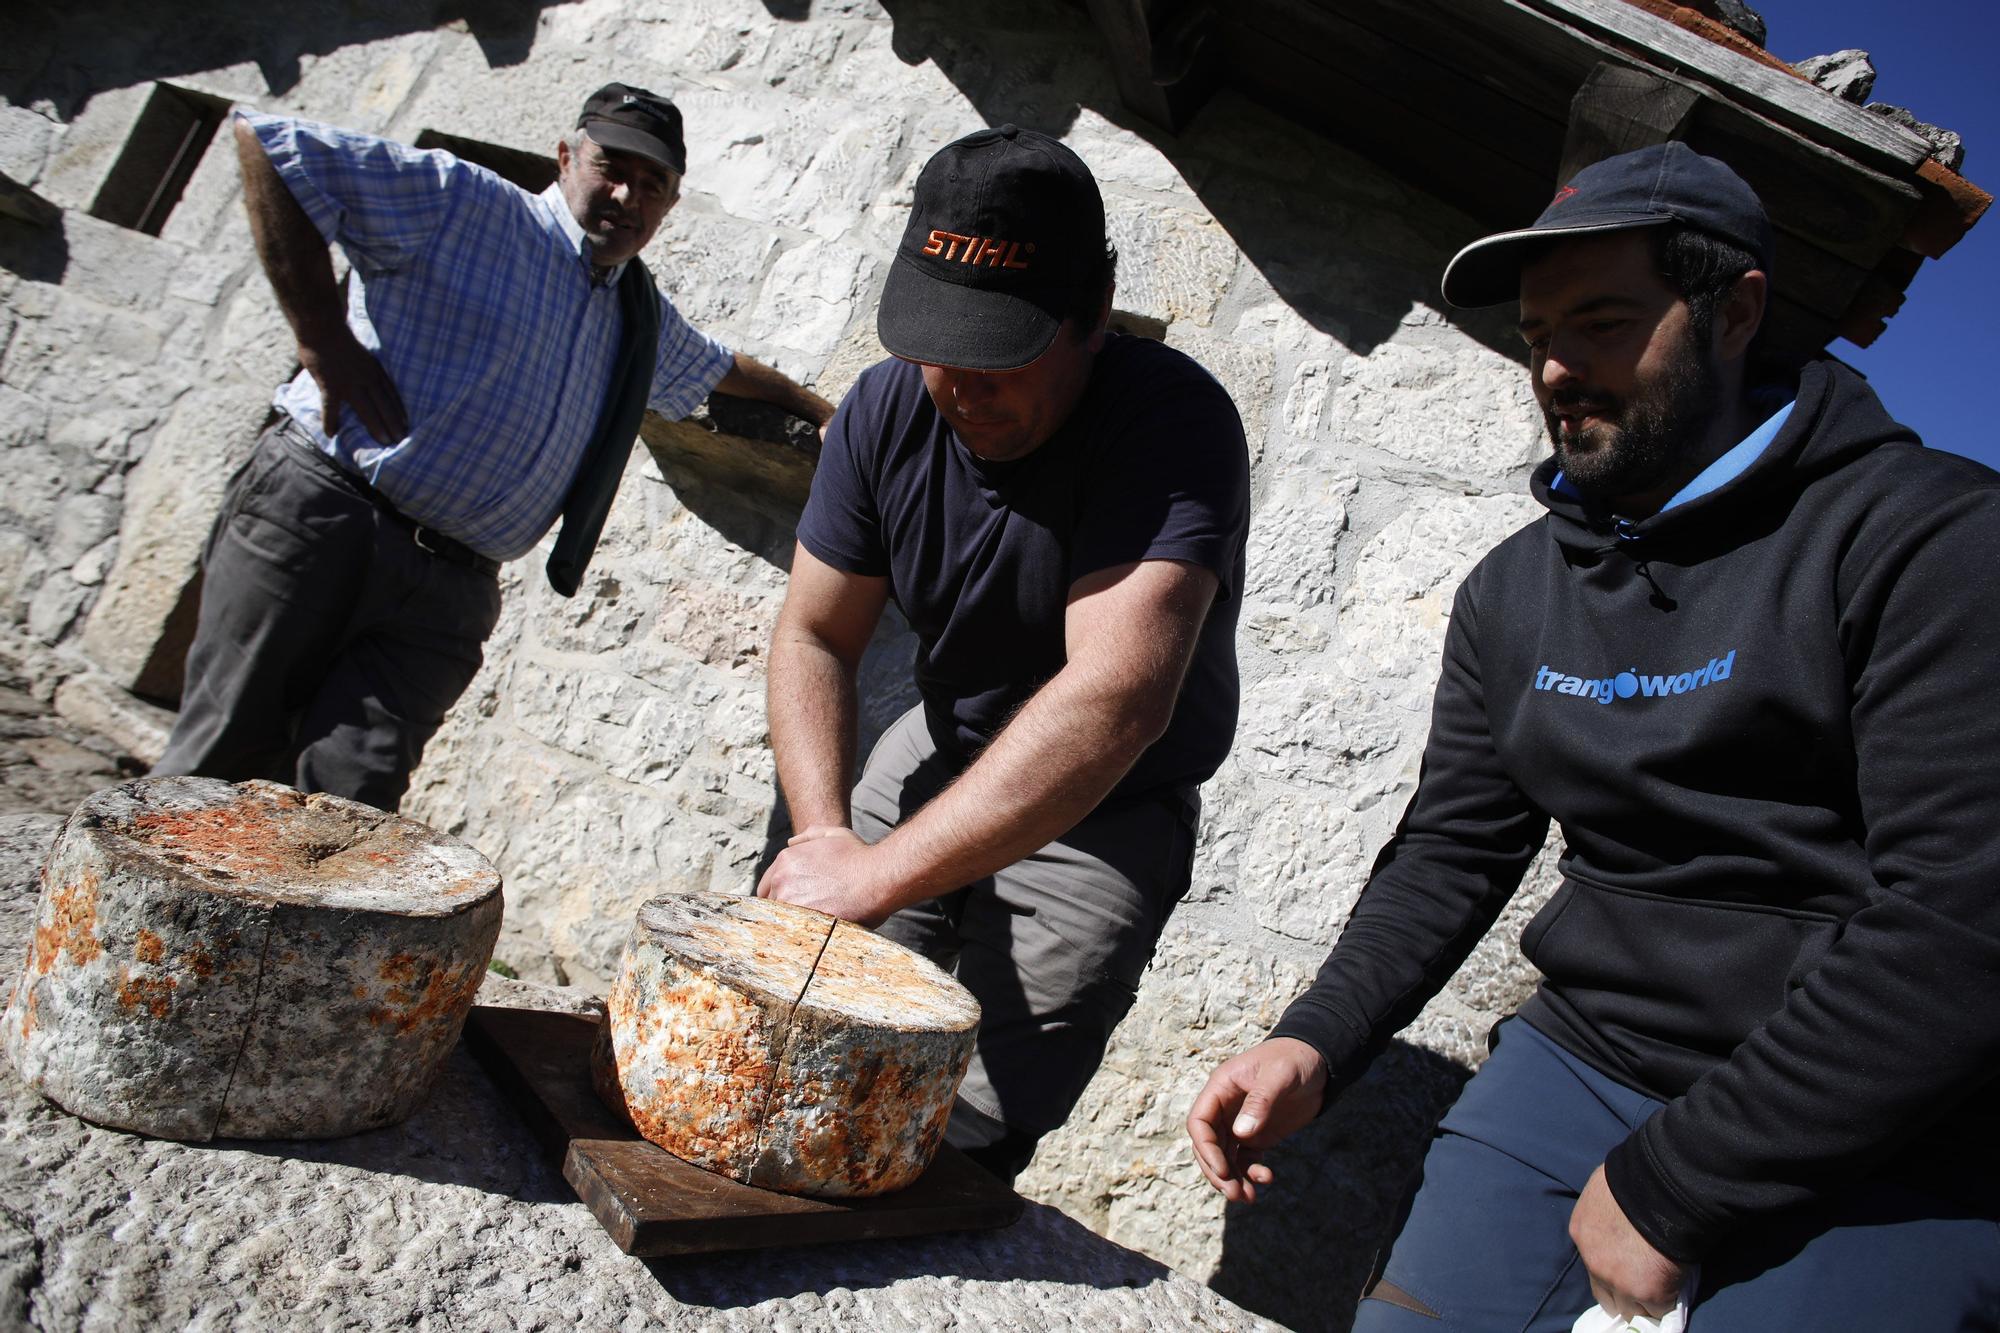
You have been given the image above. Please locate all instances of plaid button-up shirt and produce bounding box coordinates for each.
[253,112,733,561]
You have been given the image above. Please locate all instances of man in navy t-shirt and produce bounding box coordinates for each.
[757,125,1251,1180]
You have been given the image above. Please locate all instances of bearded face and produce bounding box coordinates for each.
[1542,316,1720,503]
[1518,231,1738,513]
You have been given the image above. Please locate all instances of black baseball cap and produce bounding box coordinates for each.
[877,125,1107,371]
[1441,141,1774,307]
[577,83,686,176]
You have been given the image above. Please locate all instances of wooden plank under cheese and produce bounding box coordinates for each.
[594,892,979,1198]
[1,776,502,1140]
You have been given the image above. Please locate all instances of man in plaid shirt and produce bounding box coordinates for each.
[154,84,832,811]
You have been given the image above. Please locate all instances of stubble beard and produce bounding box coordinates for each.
[1546,326,1720,504]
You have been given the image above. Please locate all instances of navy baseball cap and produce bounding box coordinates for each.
[578,83,686,176]
[877,125,1107,371]
[1441,141,1774,307]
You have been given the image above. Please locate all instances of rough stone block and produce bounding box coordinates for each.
[1164,327,1276,451]
[25,575,88,645]
[1330,337,1543,480]
[79,382,271,692]
[1794,50,1876,104]
[744,237,876,365]
[1104,199,1239,328]
[1066,107,1202,195]
[51,674,172,767]
[676,88,911,243]
[0,107,55,187]
[48,493,119,568]
[67,537,116,589]
[31,84,151,214]
[645,210,779,331]
[1243,459,1358,612]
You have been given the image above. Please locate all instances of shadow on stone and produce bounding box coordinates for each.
[1207,1039,1470,1333]
[0,211,69,284]
[873,0,1530,366]
[645,1202,1175,1305]
[0,0,579,114]
[182,1047,575,1205]
[759,0,813,20]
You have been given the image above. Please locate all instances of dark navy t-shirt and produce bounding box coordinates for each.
[796,333,1250,800]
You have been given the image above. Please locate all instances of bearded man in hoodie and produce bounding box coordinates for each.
[1187,144,2000,1332]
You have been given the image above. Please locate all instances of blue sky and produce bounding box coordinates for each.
[1750,0,1998,469]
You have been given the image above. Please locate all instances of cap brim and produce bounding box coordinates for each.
[1440,215,1673,307]
[876,253,1065,371]
[582,122,684,175]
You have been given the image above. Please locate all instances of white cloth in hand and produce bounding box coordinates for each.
[1569,1272,1694,1333]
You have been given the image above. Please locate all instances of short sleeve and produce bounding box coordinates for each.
[646,290,734,419]
[1070,349,1250,598]
[241,111,483,276]
[795,371,891,577]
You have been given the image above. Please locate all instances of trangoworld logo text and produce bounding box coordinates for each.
[1532,650,1737,705]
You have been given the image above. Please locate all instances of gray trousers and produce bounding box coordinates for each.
[153,422,502,811]
[857,705,1199,1180]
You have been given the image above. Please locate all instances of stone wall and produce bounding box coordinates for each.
[1,3,1556,1328]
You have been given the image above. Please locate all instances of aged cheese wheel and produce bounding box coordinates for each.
[2,776,502,1140]
[594,891,979,1197]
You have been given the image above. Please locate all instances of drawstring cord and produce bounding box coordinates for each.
[1634,560,1678,612]
[1613,519,1678,611]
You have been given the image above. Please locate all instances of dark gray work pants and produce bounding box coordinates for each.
[153,422,502,812]
[857,704,1200,1182]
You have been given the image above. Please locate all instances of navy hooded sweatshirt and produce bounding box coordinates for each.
[1270,358,2000,1262]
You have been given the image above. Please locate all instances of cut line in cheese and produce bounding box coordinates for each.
[2,776,502,1140]
[594,892,980,1198]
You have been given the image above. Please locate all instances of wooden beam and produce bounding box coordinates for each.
[1234,0,1562,181]
[1514,0,1932,175]
[1558,63,1698,182]
[1083,0,1222,134]
[1219,22,1552,228]
[1685,104,1920,270]
[1280,0,1582,114]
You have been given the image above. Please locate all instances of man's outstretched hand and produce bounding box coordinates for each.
[1187,1036,1328,1203]
[301,323,408,445]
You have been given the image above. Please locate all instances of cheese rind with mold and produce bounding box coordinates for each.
[2,776,502,1140]
[594,892,980,1197]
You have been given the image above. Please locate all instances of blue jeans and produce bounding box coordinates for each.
[1353,1019,2000,1332]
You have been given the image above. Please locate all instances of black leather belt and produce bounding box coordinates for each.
[279,419,501,577]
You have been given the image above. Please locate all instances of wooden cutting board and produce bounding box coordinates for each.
[464,1005,1024,1256]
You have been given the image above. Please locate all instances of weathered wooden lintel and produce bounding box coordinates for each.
[1516,0,1932,175]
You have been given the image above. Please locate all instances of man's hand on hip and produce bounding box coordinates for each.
[1570,1165,1685,1320]
[756,826,902,928]
[300,323,409,445]
[1186,1036,1328,1203]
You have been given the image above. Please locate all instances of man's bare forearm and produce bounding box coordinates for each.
[767,625,863,832]
[869,651,1171,908]
[234,118,343,343]
[716,353,835,427]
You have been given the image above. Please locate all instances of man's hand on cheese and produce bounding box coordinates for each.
[757,826,902,928]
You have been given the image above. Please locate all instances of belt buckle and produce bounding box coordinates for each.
[413,526,444,558]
